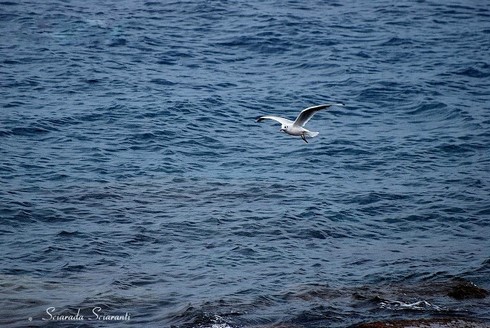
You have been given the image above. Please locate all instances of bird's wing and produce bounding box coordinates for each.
[293,103,344,127]
[256,115,294,126]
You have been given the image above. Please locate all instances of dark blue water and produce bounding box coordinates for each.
[1,0,490,327]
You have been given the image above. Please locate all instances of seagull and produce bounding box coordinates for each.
[256,103,344,143]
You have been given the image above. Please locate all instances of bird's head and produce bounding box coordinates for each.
[280,125,288,132]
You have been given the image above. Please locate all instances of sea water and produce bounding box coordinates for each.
[1,0,489,327]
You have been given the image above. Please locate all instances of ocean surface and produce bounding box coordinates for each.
[1,0,489,327]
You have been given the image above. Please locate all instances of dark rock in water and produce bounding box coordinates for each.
[448,280,488,300]
[353,317,490,328]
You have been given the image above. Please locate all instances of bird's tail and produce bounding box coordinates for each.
[306,131,319,138]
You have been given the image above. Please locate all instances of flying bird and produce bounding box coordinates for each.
[256,103,344,143]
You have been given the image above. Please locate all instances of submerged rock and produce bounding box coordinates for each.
[447,280,488,300]
[354,317,490,328]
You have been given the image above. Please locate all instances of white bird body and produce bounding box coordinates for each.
[256,103,344,143]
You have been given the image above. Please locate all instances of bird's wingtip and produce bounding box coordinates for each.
[317,102,345,108]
